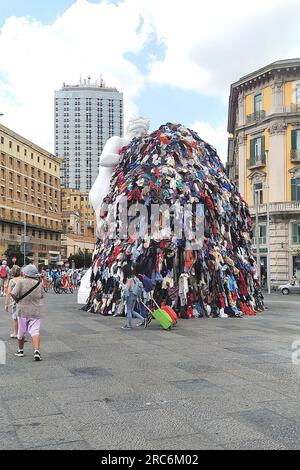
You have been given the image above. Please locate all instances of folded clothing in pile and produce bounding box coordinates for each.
[85,123,264,319]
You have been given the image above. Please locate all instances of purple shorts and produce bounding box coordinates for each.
[17,318,41,340]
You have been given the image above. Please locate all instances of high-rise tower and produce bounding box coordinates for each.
[55,77,123,191]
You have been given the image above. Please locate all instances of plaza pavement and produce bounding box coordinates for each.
[0,292,300,450]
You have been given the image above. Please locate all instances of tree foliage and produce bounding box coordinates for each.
[68,249,92,269]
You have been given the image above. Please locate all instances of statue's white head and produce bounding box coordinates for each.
[126,116,150,139]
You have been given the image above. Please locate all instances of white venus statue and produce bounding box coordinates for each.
[78,117,150,304]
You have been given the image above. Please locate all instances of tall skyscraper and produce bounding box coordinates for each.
[55,77,123,191]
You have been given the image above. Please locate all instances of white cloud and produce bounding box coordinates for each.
[0,0,152,151]
[142,0,300,97]
[190,119,228,163]
[1,0,300,154]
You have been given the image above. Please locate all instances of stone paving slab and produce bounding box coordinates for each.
[1,292,300,450]
[5,397,61,420]
[13,414,83,448]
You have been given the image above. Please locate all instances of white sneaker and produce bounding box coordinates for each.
[34,350,42,361]
[15,349,24,357]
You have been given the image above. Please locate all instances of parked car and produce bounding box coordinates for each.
[278,281,300,295]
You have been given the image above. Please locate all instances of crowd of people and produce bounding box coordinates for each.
[40,268,82,292]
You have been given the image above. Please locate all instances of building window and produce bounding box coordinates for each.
[296,86,300,105]
[250,136,265,166]
[17,145,20,152]
[253,225,267,246]
[291,178,300,201]
[291,129,300,151]
[292,223,300,245]
[252,182,263,205]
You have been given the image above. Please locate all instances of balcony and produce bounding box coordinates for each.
[250,201,300,216]
[247,154,266,170]
[291,149,300,162]
[246,110,266,124]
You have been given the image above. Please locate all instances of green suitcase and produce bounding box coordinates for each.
[152,307,173,330]
[140,300,173,330]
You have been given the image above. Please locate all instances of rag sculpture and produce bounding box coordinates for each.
[80,121,264,319]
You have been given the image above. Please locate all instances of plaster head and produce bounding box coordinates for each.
[126,116,150,138]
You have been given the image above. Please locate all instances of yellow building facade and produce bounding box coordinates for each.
[228,59,300,285]
[61,188,95,260]
[0,123,62,266]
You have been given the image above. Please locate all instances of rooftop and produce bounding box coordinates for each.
[234,58,300,88]
[227,58,300,133]
[58,76,120,93]
[0,123,61,164]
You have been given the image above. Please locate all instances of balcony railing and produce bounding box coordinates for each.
[250,201,300,215]
[291,149,300,162]
[246,110,266,124]
[247,153,266,169]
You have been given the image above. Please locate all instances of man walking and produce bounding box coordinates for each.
[12,264,43,361]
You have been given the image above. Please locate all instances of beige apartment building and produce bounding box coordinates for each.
[228,58,300,285]
[0,123,62,266]
[61,188,95,260]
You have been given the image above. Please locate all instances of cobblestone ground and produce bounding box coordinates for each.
[0,292,300,450]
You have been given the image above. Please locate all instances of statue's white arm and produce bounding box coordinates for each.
[89,136,130,216]
[78,117,150,305]
[78,136,128,305]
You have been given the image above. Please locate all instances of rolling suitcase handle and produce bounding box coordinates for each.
[139,300,153,316]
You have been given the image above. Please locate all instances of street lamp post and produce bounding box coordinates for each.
[83,236,86,269]
[71,210,86,269]
[255,189,261,284]
[23,197,27,266]
[265,150,271,295]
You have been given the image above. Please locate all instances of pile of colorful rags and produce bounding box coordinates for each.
[85,123,264,319]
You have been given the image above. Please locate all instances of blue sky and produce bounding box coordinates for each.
[0,0,296,160]
[0,0,104,25]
